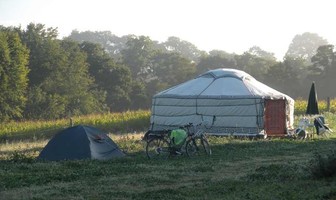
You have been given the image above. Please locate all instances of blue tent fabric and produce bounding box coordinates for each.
[38,125,125,161]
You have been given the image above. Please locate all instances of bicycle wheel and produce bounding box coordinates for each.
[186,137,212,157]
[185,139,198,157]
[146,137,170,159]
[200,137,212,156]
[295,128,307,140]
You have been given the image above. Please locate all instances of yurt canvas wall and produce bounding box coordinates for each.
[150,68,294,137]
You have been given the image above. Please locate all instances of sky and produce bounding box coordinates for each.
[1,0,336,60]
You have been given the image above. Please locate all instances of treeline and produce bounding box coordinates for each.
[1,23,336,122]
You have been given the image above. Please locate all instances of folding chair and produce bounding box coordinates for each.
[295,118,312,139]
[313,116,333,137]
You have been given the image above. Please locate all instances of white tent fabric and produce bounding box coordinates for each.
[150,68,294,136]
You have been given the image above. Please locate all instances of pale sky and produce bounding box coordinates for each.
[1,0,336,60]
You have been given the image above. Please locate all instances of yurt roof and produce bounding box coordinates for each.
[155,68,293,101]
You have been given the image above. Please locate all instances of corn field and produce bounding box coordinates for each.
[0,110,151,140]
[1,99,336,140]
[294,98,336,115]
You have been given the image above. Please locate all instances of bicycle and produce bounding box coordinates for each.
[144,129,171,159]
[184,122,212,158]
[145,120,213,159]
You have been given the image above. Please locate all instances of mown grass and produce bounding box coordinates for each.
[1,138,336,199]
[1,107,336,199]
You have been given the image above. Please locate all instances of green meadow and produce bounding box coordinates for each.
[1,103,336,199]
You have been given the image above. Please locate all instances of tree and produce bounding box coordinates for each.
[247,46,276,60]
[309,45,336,98]
[137,51,196,106]
[67,30,131,59]
[265,57,306,98]
[285,32,328,62]
[20,24,106,119]
[20,23,60,87]
[20,23,70,119]
[235,47,277,82]
[129,81,148,110]
[121,36,157,81]
[24,86,67,119]
[121,36,156,82]
[310,45,335,76]
[151,52,196,90]
[162,36,205,63]
[80,42,132,111]
[196,51,236,74]
[56,40,106,115]
[0,29,29,121]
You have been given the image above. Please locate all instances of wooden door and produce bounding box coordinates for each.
[264,100,286,136]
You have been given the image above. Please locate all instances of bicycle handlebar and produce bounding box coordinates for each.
[182,116,216,129]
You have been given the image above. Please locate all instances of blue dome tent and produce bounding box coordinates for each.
[38,125,125,161]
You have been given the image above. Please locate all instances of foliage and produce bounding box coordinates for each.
[247,46,276,60]
[163,36,205,63]
[57,40,106,115]
[19,24,106,119]
[67,30,130,59]
[310,45,335,76]
[24,86,67,119]
[129,81,149,110]
[20,24,70,119]
[68,31,205,63]
[2,24,336,122]
[234,49,277,82]
[121,36,199,104]
[79,41,132,111]
[19,23,59,87]
[0,29,29,121]
[121,35,157,81]
[265,57,309,97]
[196,52,236,74]
[151,52,196,92]
[309,45,336,99]
[285,32,329,62]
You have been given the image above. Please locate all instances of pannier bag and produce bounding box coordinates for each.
[170,129,187,147]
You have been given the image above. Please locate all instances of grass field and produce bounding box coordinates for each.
[1,110,336,199]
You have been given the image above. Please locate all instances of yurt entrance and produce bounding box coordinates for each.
[264,99,286,136]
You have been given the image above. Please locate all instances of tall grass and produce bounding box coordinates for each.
[0,110,151,141]
[1,99,335,141]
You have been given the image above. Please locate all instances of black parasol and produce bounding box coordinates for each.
[306,82,319,115]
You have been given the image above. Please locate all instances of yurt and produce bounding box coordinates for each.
[149,68,294,137]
